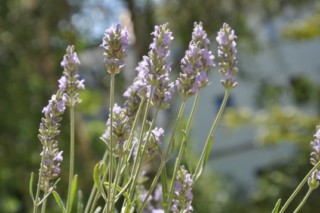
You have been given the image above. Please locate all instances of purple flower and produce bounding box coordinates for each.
[59,45,85,105]
[102,103,131,157]
[216,23,238,89]
[309,125,320,189]
[151,127,165,143]
[54,151,63,162]
[101,23,129,75]
[58,76,67,90]
[60,50,80,70]
[176,22,215,99]
[192,22,210,47]
[142,127,165,161]
[38,90,66,191]
[123,73,148,123]
[172,166,194,212]
[76,79,85,90]
[310,125,320,166]
[135,24,174,109]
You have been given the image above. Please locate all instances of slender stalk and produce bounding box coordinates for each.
[127,93,152,198]
[84,152,108,213]
[84,182,98,213]
[165,93,200,212]
[107,74,115,212]
[124,96,146,166]
[85,95,146,213]
[40,197,47,213]
[66,99,75,212]
[293,187,313,213]
[138,99,187,212]
[33,154,45,213]
[165,99,187,158]
[193,89,230,182]
[129,105,159,199]
[279,160,320,213]
[111,158,122,204]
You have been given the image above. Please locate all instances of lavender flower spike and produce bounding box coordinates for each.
[101,23,130,75]
[59,45,85,106]
[102,103,131,157]
[216,23,238,89]
[310,125,320,184]
[143,127,165,161]
[38,89,66,191]
[176,22,215,99]
[136,24,174,109]
[172,166,193,212]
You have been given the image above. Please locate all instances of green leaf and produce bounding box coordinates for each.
[204,136,213,168]
[77,190,83,213]
[103,182,131,204]
[53,191,67,213]
[29,172,35,202]
[67,175,78,213]
[160,164,169,209]
[93,161,107,201]
[272,199,281,213]
[93,161,106,190]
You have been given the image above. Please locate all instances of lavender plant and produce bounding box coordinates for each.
[29,20,320,213]
[274,126,320,213]
[31,45,84,213]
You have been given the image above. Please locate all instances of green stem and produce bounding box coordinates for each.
[107,74,115,212]
[166,93,200,212]
[293,187,313,213]
[85,152,108,213]
[138,98,187,212]
[33,153,45,213]
[85,96,146,213]
[124,96,146,167]
[111,158,122,203]
[127,93,152,200]
[40,197,47,213]
[193,89,230,182]
[67,99,75,213]
[164,99,187,158]
[129,105,159,199]
[279,160,320,213]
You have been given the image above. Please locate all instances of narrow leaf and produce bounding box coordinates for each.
[272,199,281,213]
[77,190,83,213]
[204,136,213,167]
[68,175,78,213]
[53,191,67,213]
[29,172,35,202]
[160,164,169,209]
[93,161,106,190]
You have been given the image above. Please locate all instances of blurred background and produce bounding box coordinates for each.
[1,0,320,212]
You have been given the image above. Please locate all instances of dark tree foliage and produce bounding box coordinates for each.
[0,1,81,211]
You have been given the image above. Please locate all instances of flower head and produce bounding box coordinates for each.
[101,23,129,74]
[308,125,320,187]
[102,104,131,157]
[123,73,148,123]
[216,23,238,89]
[142,127,165,161]
[310,126,320,166]
[172,166,193,212]
[38,90,66,191]
[59,45,85,106]
[176,22,215,99]
[136,24,174,109]
[138,183,164,213]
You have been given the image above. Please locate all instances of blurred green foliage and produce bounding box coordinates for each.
[0,0,83,212]
[282,4,320,40]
